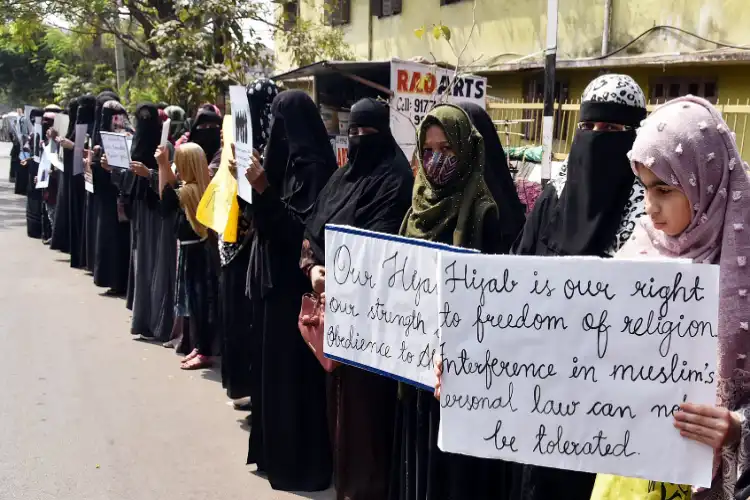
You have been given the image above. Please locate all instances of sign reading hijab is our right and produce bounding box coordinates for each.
[390,59,487,164]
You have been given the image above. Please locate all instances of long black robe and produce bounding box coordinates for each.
[70,95,96,269]
[246,90,335,492]
[303,98,414,500]
[92,101,130,293]
[25,108,44,239]
[13,141,28,196]
[221,80,280,400]
[50,99,78,253]
[127,103,174,340]
[9,137,19,184]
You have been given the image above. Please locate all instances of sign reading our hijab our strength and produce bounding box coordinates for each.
[436,253,719,487]
[323,225,476,389]
[228,85,253,204]
[100,132,131,169]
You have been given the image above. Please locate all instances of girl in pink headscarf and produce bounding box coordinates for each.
[591,96,750,499]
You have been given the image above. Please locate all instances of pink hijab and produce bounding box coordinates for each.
[629,95,750,497]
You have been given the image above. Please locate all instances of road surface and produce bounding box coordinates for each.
[0,143,334,500]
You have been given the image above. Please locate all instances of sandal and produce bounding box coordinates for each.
[181,348,199,363]
[180,355,212,370]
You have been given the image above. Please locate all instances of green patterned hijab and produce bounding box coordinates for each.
[400,104,498,250]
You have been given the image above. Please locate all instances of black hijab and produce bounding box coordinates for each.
[65,98,79,140]
[515,98,646,257]
[75,95,97,140]
[188,107,221,162]
[459,102,526,253]
[246,90,337,297]
[304,97,413,261]
[92,91,120,147]
[261,89,337,210]
[130,103,161,170]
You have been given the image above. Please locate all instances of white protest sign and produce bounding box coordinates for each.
[437,253,719,487]
[36,147,52,189]
[49,142,64,170]
[32,118,42,162]
[229,85,253,203]
[53,113,69,141]
[100,132,131,169]
[73,124,87,176]
[324,225,477,389]
[24,105,33,128]
[160,118,170,147]
[390,59,487,163]
[84,136,94,193]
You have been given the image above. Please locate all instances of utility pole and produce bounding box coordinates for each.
[541,0,558,185]
[114,0,127,89]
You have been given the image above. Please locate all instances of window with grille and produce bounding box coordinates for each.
[282,1,299,30]
[372,0,402,17]
[326,0,351,26]
[650,78,718,104]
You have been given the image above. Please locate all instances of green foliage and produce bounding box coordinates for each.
[414,23,452,43]
[0,0,353,109]
[280,18,354,67]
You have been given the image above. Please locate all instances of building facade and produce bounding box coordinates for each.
[276,0,750,159]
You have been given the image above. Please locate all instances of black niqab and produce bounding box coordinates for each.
[262,90,337,211]
[188,108,221,162]
[515,100,645,257]
[65,98,78,140]
[304,97,413,261]
[92,91,120,147]
[130,103,161,170]
[75,95,97,139]
[459,102,526,253]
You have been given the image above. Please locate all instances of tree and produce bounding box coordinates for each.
[0,0,353,110]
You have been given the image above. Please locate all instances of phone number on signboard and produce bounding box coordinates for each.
[395,97,436,125]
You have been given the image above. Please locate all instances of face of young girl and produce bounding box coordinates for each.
[636,162,692,236]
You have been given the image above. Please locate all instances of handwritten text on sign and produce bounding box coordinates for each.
[100,132,131,169]
[437,254,719,487]
[324,225,475,389]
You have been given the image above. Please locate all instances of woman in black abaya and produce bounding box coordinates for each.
[508,74,648,500]
[83,92,119,270]
[13,117,29,196]
[458,102,526,252]
[244,90,335,492]
[71,95,95,269]
[25,107,44,239]
[301,97,414,500]
[93,100,132,295]
[220,78,279,403]
[49,98,77,253]
[128,103,175,341]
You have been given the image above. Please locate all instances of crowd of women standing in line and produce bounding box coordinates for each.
[7,73,750,500]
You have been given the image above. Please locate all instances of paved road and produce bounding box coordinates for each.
[0,144,334,500]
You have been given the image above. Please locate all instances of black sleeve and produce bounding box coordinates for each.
[160,183,180,216]
[511,184,557,256]
[252,185,307,245]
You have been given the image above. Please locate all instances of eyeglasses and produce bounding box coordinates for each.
[577,122,633,132]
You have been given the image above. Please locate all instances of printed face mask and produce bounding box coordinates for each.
[423,150,459,186]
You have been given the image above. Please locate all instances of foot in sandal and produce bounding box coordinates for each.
[180,355,212,370]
